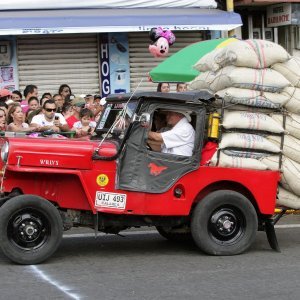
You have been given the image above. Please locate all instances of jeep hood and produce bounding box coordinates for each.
[5,137,117,170]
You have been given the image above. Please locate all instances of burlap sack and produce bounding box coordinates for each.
[194,39,290,72]
[190,66,291,93]
[283,87,300,114]
[219,133,281,153]
[277,186,300,209]
[210,151,268,170]
[272,113,300,139]
[262,155,300,196]
[267,135,300,164]
[222,111,284,133]
[272,57,300,88]
[216,87,289,109]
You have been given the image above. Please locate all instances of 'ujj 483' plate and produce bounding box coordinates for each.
[95,191,126,209]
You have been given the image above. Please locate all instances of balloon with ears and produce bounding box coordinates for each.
[148,27,176,58]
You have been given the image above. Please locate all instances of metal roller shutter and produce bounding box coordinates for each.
[17,34,100,97]
[128,31,204,92]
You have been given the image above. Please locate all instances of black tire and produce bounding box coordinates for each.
[191,190,258,255]
[0,195,63,264]
[156,225,192,242]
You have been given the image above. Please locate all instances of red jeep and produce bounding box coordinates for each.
[0,91,281,264]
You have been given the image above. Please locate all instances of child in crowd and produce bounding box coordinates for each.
[28,96,40,111]
[71,108,96,138]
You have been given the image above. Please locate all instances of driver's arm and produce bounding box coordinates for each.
[148,131,163,142]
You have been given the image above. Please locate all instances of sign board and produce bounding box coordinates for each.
[267,3,292,27]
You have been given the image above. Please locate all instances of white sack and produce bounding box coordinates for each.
[267,135,300,164]
[272,113,300,139]
[194,39,290,72]
[272,57,300,88]
[190,66,291,93]
[219,133,281,153]
[216,87,289,109]
[277,187,300,209]
[223,149,270,159]
[210,151,268,170]
[222,111,284,133]
[262,155,300,197]
[283,87,300,114]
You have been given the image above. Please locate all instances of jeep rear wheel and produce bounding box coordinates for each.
[0,195,63,264]
[191,190,258,255]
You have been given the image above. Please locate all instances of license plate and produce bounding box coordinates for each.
[95,192,126,209]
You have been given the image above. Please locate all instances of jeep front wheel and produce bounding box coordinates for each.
[0,195,63,264]
[191,190,258,255]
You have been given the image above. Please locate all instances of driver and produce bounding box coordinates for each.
[148,110,195,156]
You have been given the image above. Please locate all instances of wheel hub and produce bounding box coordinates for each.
[8,210,49,250]
[209,207,244,243]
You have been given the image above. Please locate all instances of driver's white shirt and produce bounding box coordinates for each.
[161,117,195,156]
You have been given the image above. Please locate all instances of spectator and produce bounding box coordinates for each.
[22,84,38,113]
[66,97,85,128]
[62,103,73,120]
[7,104,30,132]
[58,84,72,101]
[0,102,8,117]
[157,83,170,93]
[84,94,95,110]
[0,88,12,102]
[41,92,52,100]
[28,96,40,111]
[72,108,96,137]
[0,108,7,131]
[176,83,188,92]
[94,96,106,123]
[12,90,23,102]
[53,94,65,113]
[5,99,15,111]
[65,94,75,105]
[30,99,69,132]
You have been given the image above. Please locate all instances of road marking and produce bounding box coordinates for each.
[29,265,81,300]
[275,224,300,229]
[63,225,300,239]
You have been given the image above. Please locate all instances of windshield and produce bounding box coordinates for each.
[96,100,138,142]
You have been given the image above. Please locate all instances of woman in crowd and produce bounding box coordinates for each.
[157,82,170,93]
[58,84,72,101]
[7,104,30,132]
[0,108,7,131]
[12,90,23,102]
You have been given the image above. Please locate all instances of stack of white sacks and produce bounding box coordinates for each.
[190,39,300,209]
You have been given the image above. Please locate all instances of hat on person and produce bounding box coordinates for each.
[71,96,85,107]
[161,109,192,122]
[0,88,12,98]
[99,97,107,106]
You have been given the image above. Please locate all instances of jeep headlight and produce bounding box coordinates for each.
[1,141,9,163]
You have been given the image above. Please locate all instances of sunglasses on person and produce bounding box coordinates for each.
[44,108,57,112]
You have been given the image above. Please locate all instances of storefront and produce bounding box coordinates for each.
[0,1,242,96]
[235,1,300,57]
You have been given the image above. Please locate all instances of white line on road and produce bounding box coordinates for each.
[275,224,300,229]
[62,225,300,239]
[29,265,81,300]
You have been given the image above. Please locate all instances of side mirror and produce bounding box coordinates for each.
[133,113,151,128]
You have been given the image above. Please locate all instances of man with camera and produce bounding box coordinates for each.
[30,99,69,132]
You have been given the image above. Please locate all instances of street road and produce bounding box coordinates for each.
[1,216,300,300]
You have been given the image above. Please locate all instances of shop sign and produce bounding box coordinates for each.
[267,3,292,27]
[99,33,130,97]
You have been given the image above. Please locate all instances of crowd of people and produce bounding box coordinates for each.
[0,84,107,138]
